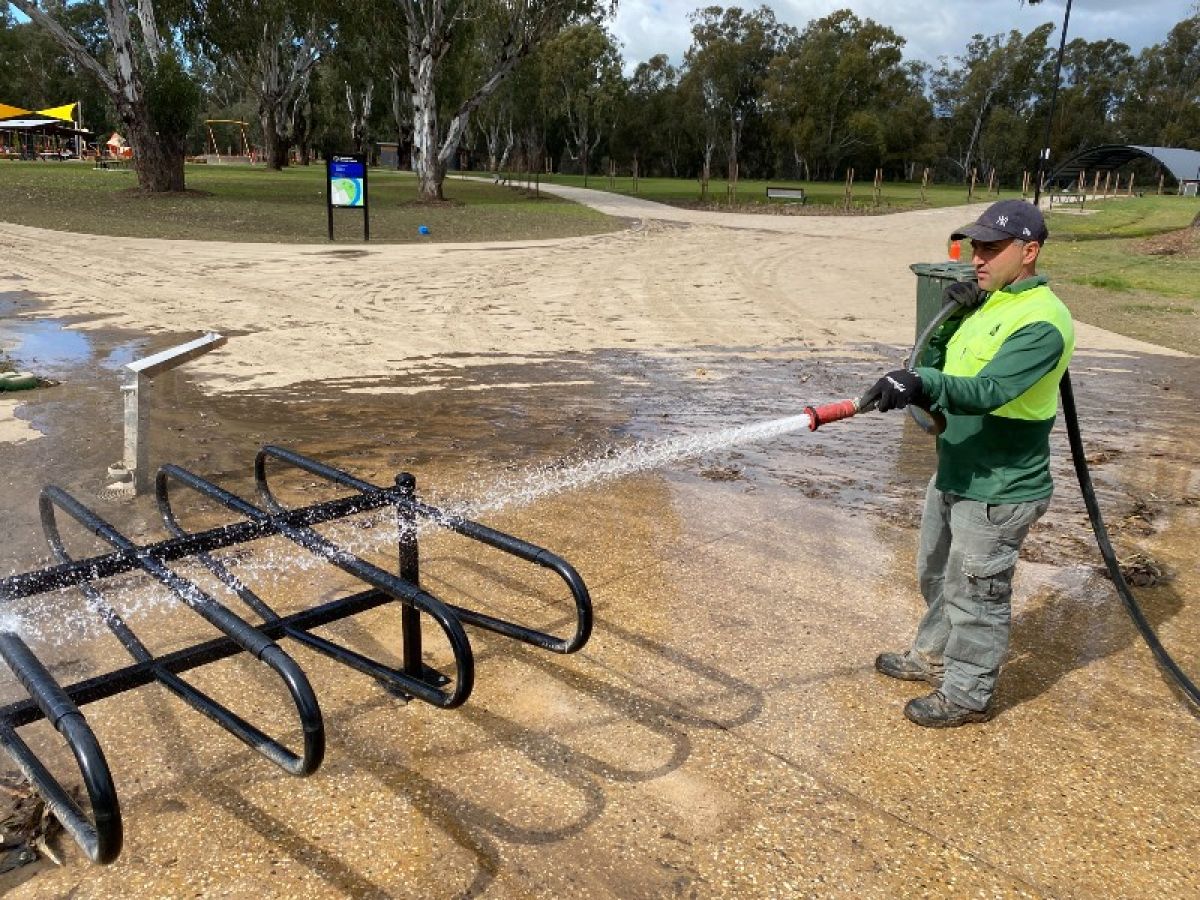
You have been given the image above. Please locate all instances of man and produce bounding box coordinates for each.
[861,198,1075,727]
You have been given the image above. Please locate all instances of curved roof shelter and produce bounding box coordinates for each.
[1049,145,1200,187]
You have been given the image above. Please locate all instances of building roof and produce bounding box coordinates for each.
[1049,145,1200,185]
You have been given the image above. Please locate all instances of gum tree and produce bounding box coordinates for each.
[931,25,1053,181]
[190,0,333,170]
[765,10,928,180]
[398,0,607,200]
[684,6,792,188]
[10,0,199,191]
[1119,15,1200,148]
[539,22,623,184]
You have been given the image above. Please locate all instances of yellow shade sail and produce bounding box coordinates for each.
[0,101,77,123]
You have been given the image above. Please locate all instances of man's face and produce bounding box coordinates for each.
[970,237,1039,291]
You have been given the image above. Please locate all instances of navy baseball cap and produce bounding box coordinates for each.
[951,199,1048,244]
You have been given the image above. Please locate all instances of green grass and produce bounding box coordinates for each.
[1040,196,1200,353]
[508,171,1020,212]
[1042,197,1199,299]
[1075,274,1133,291]
[0,161,621,243]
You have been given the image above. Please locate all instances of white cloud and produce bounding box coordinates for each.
[608,0,1197,73]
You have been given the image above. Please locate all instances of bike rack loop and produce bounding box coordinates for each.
[40,485,326,777]
[254,445,593,654]
[0,446,593,865]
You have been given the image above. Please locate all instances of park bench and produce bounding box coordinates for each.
[1049,191,1084,205]
[765,185,806,204]
[94,157,132,171]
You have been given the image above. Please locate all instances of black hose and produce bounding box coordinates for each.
[1060,370,1200,709]
[909,299,1198,710]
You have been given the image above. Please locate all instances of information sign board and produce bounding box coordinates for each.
[326,154,369,240]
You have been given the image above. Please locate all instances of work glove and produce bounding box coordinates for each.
[860,368,924,413]
[943,280,986,310]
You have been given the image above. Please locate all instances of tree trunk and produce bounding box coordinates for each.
[390,65,411,169]
[346,82,374,158]
[261,105,289,170]
[128,111,184,191]
[728,117,740,191]
[292,88,312,166]
[410,42,445,200]
[962,85,996,183]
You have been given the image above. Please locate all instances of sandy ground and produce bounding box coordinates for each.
[0,190,1197,897]
[0,191,1180,404]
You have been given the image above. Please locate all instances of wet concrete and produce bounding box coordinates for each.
[1,293,1198,896]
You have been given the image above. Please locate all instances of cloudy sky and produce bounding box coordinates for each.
[610,0,1199,72]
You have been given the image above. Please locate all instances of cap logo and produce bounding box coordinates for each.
[996,215,1009,226]
[1022,227,1031,236]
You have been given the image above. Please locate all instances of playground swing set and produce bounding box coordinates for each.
[203,119,257,165]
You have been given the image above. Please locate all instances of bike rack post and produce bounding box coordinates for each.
[0,631,122,864]
[395,473,428,682]
[255,445,593,655]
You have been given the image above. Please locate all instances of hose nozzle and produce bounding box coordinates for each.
[804,397,864,431]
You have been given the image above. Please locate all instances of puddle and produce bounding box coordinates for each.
[1,290,147,374]
[0,318,92,369]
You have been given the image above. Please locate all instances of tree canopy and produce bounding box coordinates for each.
[4,4,1198,194]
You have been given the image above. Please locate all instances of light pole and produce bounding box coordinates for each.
[1030,0,1074,207]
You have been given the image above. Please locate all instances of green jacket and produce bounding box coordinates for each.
[916,275,1075,502]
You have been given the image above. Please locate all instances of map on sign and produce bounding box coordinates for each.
[330,177,363,207]
[328,157,365,208]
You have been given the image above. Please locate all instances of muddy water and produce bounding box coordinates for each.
[2,289,1198,666]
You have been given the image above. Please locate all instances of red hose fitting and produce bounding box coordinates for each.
[804,399,859,431]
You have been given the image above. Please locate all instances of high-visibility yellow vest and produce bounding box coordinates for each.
[943,280,1075,421]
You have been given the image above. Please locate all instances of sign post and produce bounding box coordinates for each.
[326,154,369,241]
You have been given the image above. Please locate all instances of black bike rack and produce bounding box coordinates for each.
[0,446,592,865]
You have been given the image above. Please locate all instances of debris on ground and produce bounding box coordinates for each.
[1112,497,1157,537]
[1098,552,1172,587]
[699,465,744,482]
[1135,226,1200,258]
[1,773,64,874]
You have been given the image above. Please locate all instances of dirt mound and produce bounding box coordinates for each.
[1136,225,1200,258]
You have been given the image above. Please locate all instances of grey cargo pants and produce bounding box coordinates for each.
[912,476,1050,711]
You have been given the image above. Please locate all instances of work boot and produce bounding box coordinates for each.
[904,691,994,728]
[874,651,942,688]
